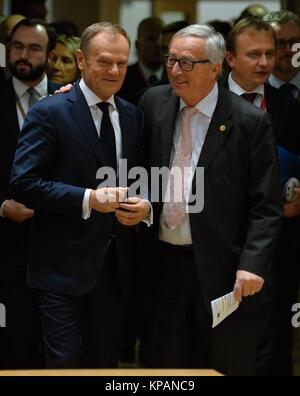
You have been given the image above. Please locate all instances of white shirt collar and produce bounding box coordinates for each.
[269,71,300,90]
[79,79,116,109]
[12,74,48,98]
[180,82,218,118]
[228,72,264,96]
[139,62,163,81]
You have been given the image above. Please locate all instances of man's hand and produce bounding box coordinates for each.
[284,188,300,218]
[115,197,150,226]
[54,84,73,95]
[89,187,128,213]
[233,270,264,303]
[2,199,34,223]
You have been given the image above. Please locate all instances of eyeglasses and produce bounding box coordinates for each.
[164,55,210,71]
[276,38,300,49]
[10,41,45,57]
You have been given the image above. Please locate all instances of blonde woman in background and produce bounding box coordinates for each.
[48,34,80,84]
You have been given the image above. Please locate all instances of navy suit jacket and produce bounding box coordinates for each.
[0,78,60,282]
[10,83,144,296]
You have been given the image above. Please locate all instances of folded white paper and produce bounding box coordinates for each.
[211,291,239,328]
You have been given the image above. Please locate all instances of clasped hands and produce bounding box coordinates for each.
[89,187,150,226]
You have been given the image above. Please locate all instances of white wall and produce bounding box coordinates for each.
[120,0,151,65]
[197,1,281,24]
[121,0,282,64]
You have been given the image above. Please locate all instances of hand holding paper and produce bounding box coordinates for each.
[211,291,239,328]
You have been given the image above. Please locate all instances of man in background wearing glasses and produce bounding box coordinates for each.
[139,24,282,375]
[0,18,58,369]
[264,11,300,101]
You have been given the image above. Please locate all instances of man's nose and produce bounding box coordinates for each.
[108,63,119,74]
[258,54,268,66]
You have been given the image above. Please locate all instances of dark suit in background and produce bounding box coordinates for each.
[222,77,300,155]
[0,78,59,369]
[222,75,300,375]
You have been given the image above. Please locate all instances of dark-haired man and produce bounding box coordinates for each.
[225,17,300,376]
[0,18,58,369]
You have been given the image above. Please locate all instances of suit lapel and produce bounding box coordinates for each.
[159,90,179,167]
[69,84,105,165]
[197,85,233,171]
[115,96,134,160]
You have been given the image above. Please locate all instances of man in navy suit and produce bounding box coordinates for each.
[10,22,150,368]
[0,18,58,369]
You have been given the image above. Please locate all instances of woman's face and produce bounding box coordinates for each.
[48,42,78,84]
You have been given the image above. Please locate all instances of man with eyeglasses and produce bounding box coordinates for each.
[264,11,300,100]
[139,24,282,375]
[0,18,58,369]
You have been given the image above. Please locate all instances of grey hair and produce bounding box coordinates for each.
[172,24,226,64]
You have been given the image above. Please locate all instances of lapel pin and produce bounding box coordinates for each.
[219,125,226,133]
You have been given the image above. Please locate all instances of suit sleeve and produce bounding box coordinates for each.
[10,102,85,217]
[239,112,283,276]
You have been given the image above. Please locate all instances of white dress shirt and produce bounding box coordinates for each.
[13,74,48,129]
[269,71,300,100]
[228,72,265,108]
[79,79,122,219]
[139,62,164,83]
[79,79,152,223]
[0,75,48,218]
[159,82,218,246]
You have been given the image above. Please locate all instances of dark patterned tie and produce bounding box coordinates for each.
[97,102,117,171]
[279,83,297,99]
[27,87,40,108]
[241,92,257,103]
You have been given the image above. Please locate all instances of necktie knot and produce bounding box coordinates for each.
[241,92,257,103]
[27,87,40,108]
[279,83,297,98]
[182,105,198,120]
[97,101,110,113]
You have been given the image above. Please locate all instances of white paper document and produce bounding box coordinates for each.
[211,291,240,328]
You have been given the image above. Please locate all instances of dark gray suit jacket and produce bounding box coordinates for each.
[139,83,283,313]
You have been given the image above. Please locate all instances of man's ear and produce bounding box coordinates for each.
[225,51,234,68]
[47,49,55,63]
[76,49,84,71]
[210,63,222,79]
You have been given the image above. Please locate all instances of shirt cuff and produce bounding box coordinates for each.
[82,189,92,220]
[142,200,153,227]
[0,200,8,218]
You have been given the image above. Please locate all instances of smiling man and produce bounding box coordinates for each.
[139,24,282,375]
[10,22,149,368]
